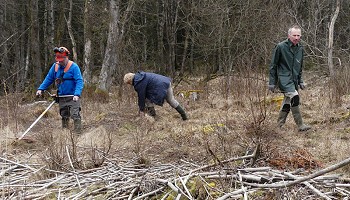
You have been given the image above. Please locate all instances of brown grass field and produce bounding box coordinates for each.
[0,71,350,199]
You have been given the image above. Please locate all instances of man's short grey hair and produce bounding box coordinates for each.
[288,25,301,35]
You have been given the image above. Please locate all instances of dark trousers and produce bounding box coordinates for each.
[59,97,81,120]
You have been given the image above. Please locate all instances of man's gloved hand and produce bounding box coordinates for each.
[36,90,42,96]
[299,83,306,90]
[268,85,276,93]
[73,96,79,101]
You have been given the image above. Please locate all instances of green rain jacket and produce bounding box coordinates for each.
[269,39,304,93]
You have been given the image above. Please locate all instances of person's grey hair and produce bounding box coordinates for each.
[288,25,301,35]
[124,73,135,84]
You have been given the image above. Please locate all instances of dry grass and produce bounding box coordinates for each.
[1,70,350,197]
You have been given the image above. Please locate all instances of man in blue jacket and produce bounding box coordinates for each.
[124,71,187,120]
[36,47,84,133]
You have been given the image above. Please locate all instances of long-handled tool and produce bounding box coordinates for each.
[17,100,56,140]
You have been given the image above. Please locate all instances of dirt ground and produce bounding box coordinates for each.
[0,71,350,196]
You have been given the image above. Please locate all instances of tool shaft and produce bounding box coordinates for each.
[18,101,56,140]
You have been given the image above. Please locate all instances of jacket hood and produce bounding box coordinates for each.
[133,71,146,85]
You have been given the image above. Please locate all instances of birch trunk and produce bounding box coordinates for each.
[67,0,78,62]
[115,0,134,81]
[327,0,340,77]
[83,0,93,84]
[97,0,119,91]
[98,0,134,90]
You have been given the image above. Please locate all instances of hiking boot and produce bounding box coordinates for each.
[62,118,69,129]
[73,119,82,134]
[291,106,311,131]
[175,105,188,120]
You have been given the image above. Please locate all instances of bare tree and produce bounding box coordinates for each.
[157,0,165,70]
[115,0,134,79]
[97,0,119,91]
[49,0,55,51]
[30,0,42,88]
[163,0,179,76]
[66,0,78,62]
[97,0,134,91]
[83,0,93,84]
[327,0,340,77]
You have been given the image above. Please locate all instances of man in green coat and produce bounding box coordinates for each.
[268,25,311,132]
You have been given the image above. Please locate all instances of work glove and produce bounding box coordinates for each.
[268,85,276,93]
[299,83,306,90]
[73,96,79,101]
[36,90,42,96]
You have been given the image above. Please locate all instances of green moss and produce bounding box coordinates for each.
[250,189,268,198]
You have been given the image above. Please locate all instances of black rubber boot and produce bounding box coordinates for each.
[175,105,188,120]
[291,106,311,131]
[62,118,69,129]
[277,111,289,128]
[73,119,82,134]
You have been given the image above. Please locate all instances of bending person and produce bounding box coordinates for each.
[124,71,188,120]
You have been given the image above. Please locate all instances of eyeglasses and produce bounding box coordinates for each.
[54,47,64,53]
[53,47,70,55]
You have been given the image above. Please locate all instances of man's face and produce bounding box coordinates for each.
[55,53,68,65]
[288,28,301,46]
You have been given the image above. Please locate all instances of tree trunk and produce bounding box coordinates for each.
[97,0,119,91]
[116,0,134,81]
[40,0,53,70]
[180,28,189,76]
[18,11,26,91]
[157,0,165,72]
[327,0,340,77]
[30,0,42,88]
[49,0,54,47]
[0,2,9,91]
[66,0,77,62]
[98,0,134,90]
[83,0,93,84]
[24,38,30,83]
[164,0,179,76]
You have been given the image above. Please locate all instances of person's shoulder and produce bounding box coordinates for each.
[47,63,57,73]
[71,61,80,67]
[69,62,82,71]
[273,39,289,51]
[298,42,305,48]
[277,39,289,47]
[134,71,146,82]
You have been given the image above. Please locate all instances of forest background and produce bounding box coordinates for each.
[0,0,348,97]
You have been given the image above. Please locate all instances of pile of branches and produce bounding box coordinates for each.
[0,149,350,199]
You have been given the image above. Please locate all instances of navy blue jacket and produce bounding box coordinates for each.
[133,71,171,111]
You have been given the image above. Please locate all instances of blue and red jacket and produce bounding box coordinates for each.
[133,71,171,111]
[38,61,84,96]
